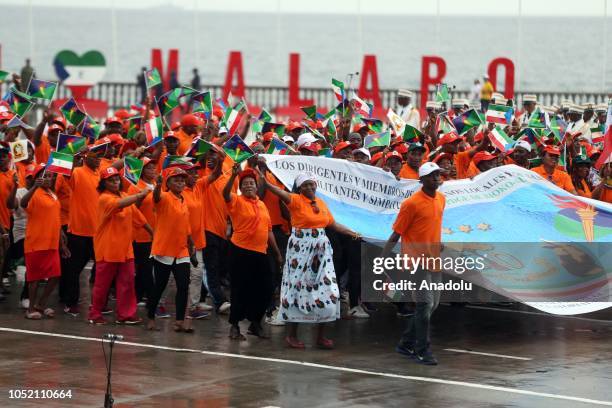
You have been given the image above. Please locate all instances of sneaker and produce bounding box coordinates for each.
[155,306,171,318]
[217,302,231,314]
[414,350,438,366]
[189,308,210,320]
[362,302,378,313]
[265,309,286,326]
[396,344,415,358]
[64,306,80,317]
[19,299,30,309]
[116,316,142,325]
[137,301,147,307]
[348,305,370,319]
[340,290,349,306]
[101,308,113,315]
[2,277,9,286]
[197,302,214,311]
[88,316,107,325]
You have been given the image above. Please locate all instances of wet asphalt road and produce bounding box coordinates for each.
[0,274,610,408]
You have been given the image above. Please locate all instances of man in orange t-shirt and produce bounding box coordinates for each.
[0,146,16,297]
[399,143,426,180]
[176,114,203,155]
[531,146,577,194]
[60,147,103,315]
[382,162,445,365]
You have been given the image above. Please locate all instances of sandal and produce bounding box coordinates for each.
[316,337,335,350]
[43,308,55,318]
[146,320,159,331]
[25,310,42,320]
[285,336,305,349]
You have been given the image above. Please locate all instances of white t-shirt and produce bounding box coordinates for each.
[12,188,28,242]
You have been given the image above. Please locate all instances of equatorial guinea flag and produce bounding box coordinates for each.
[488,125,514,152]
[486,104,513,125]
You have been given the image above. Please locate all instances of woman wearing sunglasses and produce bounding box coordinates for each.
[261,170,361,349]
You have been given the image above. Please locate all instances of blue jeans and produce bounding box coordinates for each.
[398,270,442,354]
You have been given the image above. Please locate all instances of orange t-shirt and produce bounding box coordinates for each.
[24,188,61,253]
[94,191,147,262]
[202,172,233,239]
[531,166,575,193]
[454,150,479,179]
[15,161,33,188]
[287,193,334,229]
[127,180,156,243]
[598,186,612,203]
[183,184,206,250]
[68,165,100,237]
[398,164,419,180]
[575,179,592,198]
[393,189,446,263]
[227,194,272,254]
[34,136,51,164]
[176,129,194,156]
[0,170,16,230]
[54,175,72,226]
[151,191,191,258]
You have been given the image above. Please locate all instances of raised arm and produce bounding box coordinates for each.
[20,177,43,209]
[223,163,240,203]
[153,174,163,203]
[6,173,19,210]
[117,188,151,209]
[259,169,291,204]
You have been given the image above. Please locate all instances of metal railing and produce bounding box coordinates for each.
[2,82,610,115]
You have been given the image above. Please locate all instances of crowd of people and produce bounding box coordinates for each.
[0,70,610,365]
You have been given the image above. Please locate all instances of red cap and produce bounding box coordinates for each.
[432,152,454,164]
[114,109,131,120]
[118,141,137,157]
[163,131,179,139]
[352,123,367,133]
[334,141,352,154]
[26,163,45,178]
[105,116,121,125]
[212,107,224,120]
[390,136,403,146]
[239,168,258,184]
[95,136,112,146]
[181,114,202,127]
[370,151,384,165]
[299,142,319,153]
[437,132,461,146]
[394,143,408,154]
[165,167,188,179]
[0,111,14,122]
[51,116,67,129]
[100,166,120,180]
[473,131,484,143]
[171,121,181,131]
[383,151,403,164]
[48,123,63,132]
[262,132,275,143]
[107,133,124,145]
[472,151,497,166]
[286,121,304,131]
[544,145,561,156]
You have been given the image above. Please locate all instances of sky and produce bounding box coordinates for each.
[7,0,612,16]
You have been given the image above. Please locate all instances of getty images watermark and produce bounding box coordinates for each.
[371,253,486,292]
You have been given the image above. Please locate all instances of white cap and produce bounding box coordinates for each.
[491,92,504,101]
[523,94,537,103]
[514,140,532,152]
[295,132,316,147]
[218,126,228,134]
[282,135,295,143]
[568,103,584,114]
[582,102,595,110]
[295,172,316,188]
[451,98,467,108]
[418,162,441,178]
[352,147,371,159]
[426,101,441,109]
[594,104,608,113]
[398,89,414,98]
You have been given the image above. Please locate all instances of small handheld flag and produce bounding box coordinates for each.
[453,109,484,135]
[222,135,254,163]
[485,104,514,125]
[3,88,34,117]
[435,83,450,104]
[364,131,391,149]
[261,122,285,137]
[125,116,142,140]
[79,115,101,143]
[144,116,164,146]
[387,109,406,137]
[0,70,9,83]
[488,126,514,152]
[185,138,214,158]
[5,115,33,130]
[266,137,295,155]
[9,140,29,162]
[60,97,86,126]
[162,155,194,170]
[331,78,345,102]
[124,156,144,185]
[56,133,86,155]
[144,68,162,89]
[350,93,371,117]
[222,101,246,135]
[26,79,57,102]
[191,92,213,118]
[403,124,424,142]
[46,151,74,176]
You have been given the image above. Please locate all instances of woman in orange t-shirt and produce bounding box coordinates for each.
[88,167,152,325]
[147,167,196,332]
[262,171,360,350]
[570,156,593,198]
[223,164,282,340]
[592,163,612,204]
[127,157,158,305]
[20,164,69,320]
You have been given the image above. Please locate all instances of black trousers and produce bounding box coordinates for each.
[267,225,288,311]
[133,241,153,302]
[328,229,362,308]
[60,233,94,307]
[202,232,228,307]
[147,259,190,321]
[228,244,274,325]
